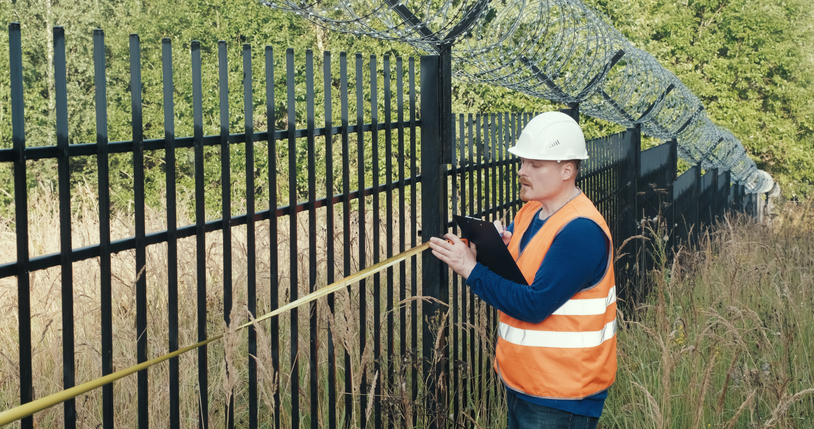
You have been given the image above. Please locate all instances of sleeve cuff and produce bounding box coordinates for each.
[465,263,487,292]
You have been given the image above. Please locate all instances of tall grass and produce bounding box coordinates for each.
[604,201,814,428]
[8,179,810,428]
[0,180,503,428]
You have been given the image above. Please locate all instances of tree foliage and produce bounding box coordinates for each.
[1,0,812,212]
[586,0,814,195]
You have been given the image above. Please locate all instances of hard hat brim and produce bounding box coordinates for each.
[507,145,589,161]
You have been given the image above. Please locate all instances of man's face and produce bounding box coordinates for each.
[517,158,568,202]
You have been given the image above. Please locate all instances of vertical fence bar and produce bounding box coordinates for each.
[512,114,519,216]
[490,113,497,218]
[191,40,209,429]
[712,168,719,223]
[129,34,150,429]
[53,26,76,429]
[324,50,337,429]
[369,53,383,429]
[694,166,702,245]
[264,45,281,429]
[457,113,467,424]
[217,40,235,428]
[466,113,475,415]
[474,114,483,408]
[243,43,258,429]
[667,139,677,249]
[161,36,180,429]
[9,22,32,429]
[483,115,491,219]
[218,40,235,428]
[450,114,460,426]
[506,113,513,215]
[628,125,641,299]
[476,115,483,218]
[355,52,368,429]
[726,172,733,213]
[496,113,504,218]
[483,113,492,423]
[92,28,115,429]
[501,113,509,218]
[384,56,395,416]
[408,57,419,423]
[340,51,353,428]
[492,112,501,415]
[396,57,407,409]
[305,49,319,428]
[507,112,513,210]
[468,114,475,215]
[286,47,301,429]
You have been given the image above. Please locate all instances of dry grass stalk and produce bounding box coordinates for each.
[365,370,379,423]
[716,354,740,413]
[614,234,648,264]
[249,309,279,419]
[723,389,756,429]
[762,388,814,428]
[632,381,663,429]
[691,347,717,429]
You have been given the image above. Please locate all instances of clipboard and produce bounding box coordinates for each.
[452,215,528,285]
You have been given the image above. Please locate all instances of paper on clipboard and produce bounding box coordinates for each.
[452,215,528,285]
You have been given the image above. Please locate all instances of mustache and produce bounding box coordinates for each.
[519,179,531,186]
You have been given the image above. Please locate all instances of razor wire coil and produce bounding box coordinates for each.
[259,0,772,192]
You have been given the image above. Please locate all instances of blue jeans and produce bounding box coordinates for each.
[506,389,599,429]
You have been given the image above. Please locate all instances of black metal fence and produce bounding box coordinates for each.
[0,24,754,429]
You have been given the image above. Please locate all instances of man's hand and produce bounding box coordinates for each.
[493,220,512,246]
[429,233,478,280]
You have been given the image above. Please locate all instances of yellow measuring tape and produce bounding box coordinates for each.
[0,242,431,426]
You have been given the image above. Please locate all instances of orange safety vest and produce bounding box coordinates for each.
[494,193,617,400]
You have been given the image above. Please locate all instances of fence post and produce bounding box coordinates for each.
[709,168,717,223]
[10,22,34,429]
[667,139,678,254]
[421,50,451,429]
[694,166,702,244]
[559,103,579,123]
[625,124,641,297]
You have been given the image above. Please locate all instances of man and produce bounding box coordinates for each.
[429,111,617,428]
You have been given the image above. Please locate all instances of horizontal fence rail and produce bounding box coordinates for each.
[0,24,757,428]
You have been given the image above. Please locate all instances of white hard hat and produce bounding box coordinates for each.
[508,112,588,161]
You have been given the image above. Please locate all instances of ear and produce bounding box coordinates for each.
[560,161,576,181]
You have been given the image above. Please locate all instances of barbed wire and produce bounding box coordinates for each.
[260,0,772,192]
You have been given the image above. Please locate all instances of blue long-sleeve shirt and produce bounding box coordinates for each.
[465,212,610,417]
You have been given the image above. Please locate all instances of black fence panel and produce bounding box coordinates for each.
[633,139,677,303]
[579,131,636,251]
[578,129,637,305]
[698,169,718,228]
[0,26,755,428]
[638,140,677,223]
[673,166,700,249]
[719,170,731,216]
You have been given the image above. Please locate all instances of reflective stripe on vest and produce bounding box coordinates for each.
[499,319,617,349]
[494,193,617,399]
[552,285,616,316]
